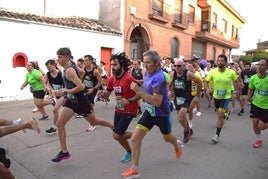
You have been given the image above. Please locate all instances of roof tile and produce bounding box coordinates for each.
[0,10,122,35]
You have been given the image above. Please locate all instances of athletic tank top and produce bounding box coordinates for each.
[63,66,86,101]
[46,71,64,90]
[83,67,98,89]
[173,69,192,100]
[131,68,143,80]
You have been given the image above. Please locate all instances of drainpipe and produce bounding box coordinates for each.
[44,0,46,16]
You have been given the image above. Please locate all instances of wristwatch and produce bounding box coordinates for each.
[127,98,133,103]
[62,90,68,97]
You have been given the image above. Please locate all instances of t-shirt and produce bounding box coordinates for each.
[143,68,170,117]
[191,71,203,96]
[206,68,238,99]
[107,72,138,116]
[26,69,44,91]
[248,73,268,109]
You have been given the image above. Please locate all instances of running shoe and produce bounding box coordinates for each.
[189,128,193,138]
[32,107,39,113]
[51,151,71,162]
[253,140,262,148]
[238,109,244,116]
[74,113,83,118]
[46,127,57,134]
[120,152,132,163]
[188,119,193,129]
[28,117,41,134]
[39,115,49,120]
[51,97,57,106]
[174,140,182,158]
[121,168,140,179]
[193,108,197,114]
[183,130,190,143]
[14,118,26,133]
[86,124,96,131]
[195,111,202,117]
[0,147,11,168]
[211,134,220,143]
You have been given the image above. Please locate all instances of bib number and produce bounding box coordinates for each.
[144,102,156,116]
[84,80,93,88]
[52,84,62,90]
[176,97,186,105]
[216,89,226,97]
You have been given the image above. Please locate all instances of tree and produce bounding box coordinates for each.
[252,51,268,62]
[239,55,252,62]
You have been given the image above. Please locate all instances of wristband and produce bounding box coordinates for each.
[127,98,133,103]
[62,90,67,97]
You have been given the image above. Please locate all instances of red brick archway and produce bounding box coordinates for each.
[13,52,28,68]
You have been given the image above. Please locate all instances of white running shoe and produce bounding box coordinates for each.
[86,124,96,131]
[177,140,184,148]
[14,118,26,133]
[28,118,41,134]
[32,107,39,113]
[195,111,202,117]
[188,119,193,129]
[193,108,197,114]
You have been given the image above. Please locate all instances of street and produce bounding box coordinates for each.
[0,95,267,179]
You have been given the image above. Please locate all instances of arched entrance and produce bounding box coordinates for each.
[129,25,150,60]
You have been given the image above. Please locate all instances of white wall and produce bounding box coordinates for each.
[0,0,99,19]
[0,18,123,101]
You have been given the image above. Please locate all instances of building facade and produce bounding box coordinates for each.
[0,0,123,101]
[100,0,245,61]
[244,40,268,57]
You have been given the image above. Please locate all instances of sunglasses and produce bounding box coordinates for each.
[174,64,182,67]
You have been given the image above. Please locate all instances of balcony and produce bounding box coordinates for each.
[171,11,189,30]
[196,21,240,48]
[148,0,170,23]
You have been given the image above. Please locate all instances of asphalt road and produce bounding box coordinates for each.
[0,95,267,179]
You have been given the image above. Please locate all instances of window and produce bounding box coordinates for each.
[222,19,227,33]
[171,38,179,58]
[235,28,239,39]
[174,0,183,22]
[212,47,216,61]
[231,25,234,37]
[212,13,217,28]
[189,5,195,23]
[152,0,164,16]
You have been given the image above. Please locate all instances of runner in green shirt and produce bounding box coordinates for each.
[248,59,268,148]
[204,54,239,143]
[20,61,54,120]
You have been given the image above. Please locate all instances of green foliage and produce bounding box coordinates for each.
[252,51,268,62]
[239,55,252,62]
[239,51,268,63]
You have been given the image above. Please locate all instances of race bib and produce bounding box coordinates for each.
[216,89,226,97]
[116,96,124,110]
[52,84,62,90]
[243,75,250,83]
[83,80,93,88]
[176,97,186,105]
[116,100,124,110]
[174,80,184,89]
[144,102,156,116]
[257,89,268,96]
